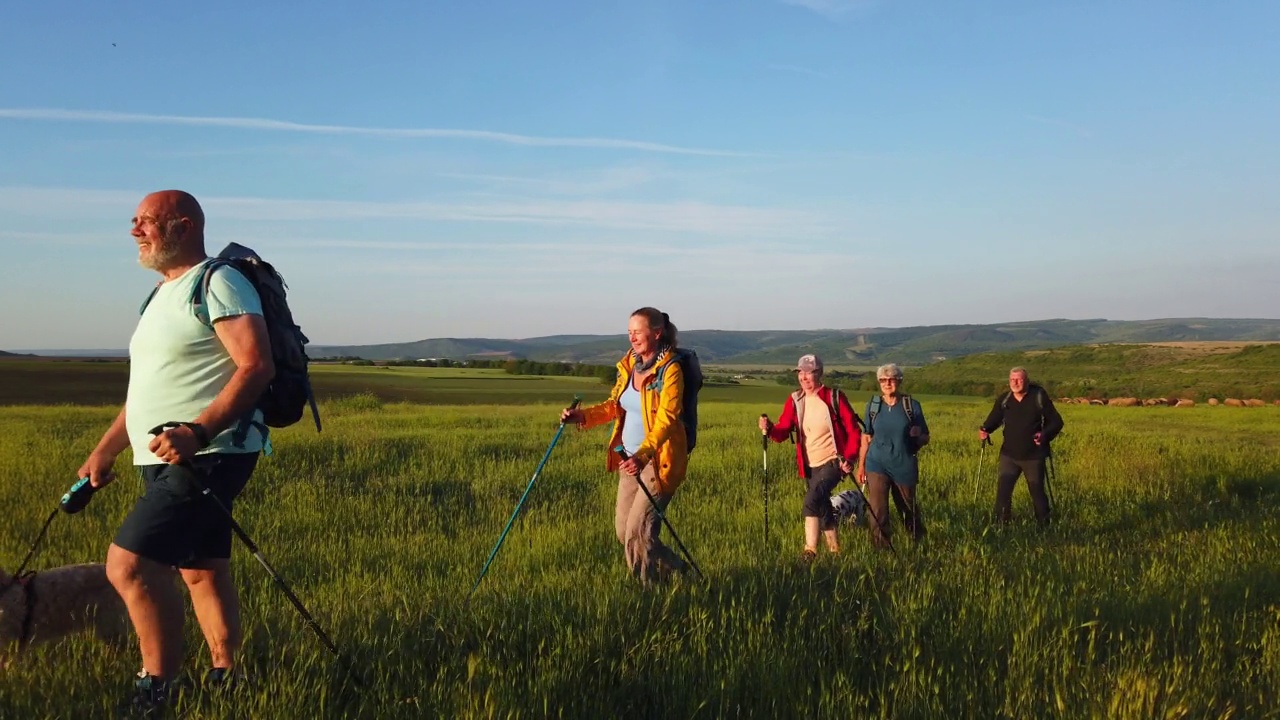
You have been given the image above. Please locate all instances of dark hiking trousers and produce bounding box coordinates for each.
[994,455,1051,525]
[803,460,843,530]
[865,472,925,548]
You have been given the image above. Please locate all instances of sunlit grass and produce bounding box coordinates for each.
[1,399,1279,718]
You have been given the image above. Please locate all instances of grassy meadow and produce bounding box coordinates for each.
[2,363,1280,718]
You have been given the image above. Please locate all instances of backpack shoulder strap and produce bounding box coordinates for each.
[901,394,915,424]
[190,259,236,328]
[654,349,680,384]
[138,281,162,315]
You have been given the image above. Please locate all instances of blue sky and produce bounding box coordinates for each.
[2,1,1277,349]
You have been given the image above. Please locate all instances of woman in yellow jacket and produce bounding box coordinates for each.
[561,307,689,583]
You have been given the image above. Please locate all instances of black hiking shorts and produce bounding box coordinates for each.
[802,459,844,526]
[114,453,258,568]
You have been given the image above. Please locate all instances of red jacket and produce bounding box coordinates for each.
[766,386,863,477]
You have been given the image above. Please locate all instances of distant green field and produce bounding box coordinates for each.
[0,361,614,407]
[0,360,968,408]
[906,343,1280,401]
[3,361,1280,717]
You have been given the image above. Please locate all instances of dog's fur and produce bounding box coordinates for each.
[831,489,869,527]
[0,563,130,668]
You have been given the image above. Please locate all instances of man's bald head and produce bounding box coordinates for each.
[132,190,208,276]
[142,190,205,234]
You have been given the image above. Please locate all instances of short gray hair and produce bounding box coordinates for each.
[876,363,904,380]
[1009,366,1029,379]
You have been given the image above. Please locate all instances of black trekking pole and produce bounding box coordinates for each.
[148,422,364,689]
[614,446,703,579]
[971,436,992,502]
[1045,451,1058,511]
[760,415,770,547]
[469,396,581,599]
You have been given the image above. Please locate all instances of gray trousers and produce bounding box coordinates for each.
[615,464,684,583]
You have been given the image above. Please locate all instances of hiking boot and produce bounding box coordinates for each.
[202,666,242,693]
[123,671,174,718]
[800,548,817,563]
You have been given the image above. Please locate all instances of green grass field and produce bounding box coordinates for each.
[2,362,1279,718]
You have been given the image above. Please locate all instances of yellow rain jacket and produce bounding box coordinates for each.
[580,349,689,494]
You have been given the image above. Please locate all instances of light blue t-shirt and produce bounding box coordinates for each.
[619,380,646,455]
[126,260,265,465]
[863,396,928,486]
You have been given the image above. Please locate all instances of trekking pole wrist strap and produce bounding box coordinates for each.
[148,421,210,449]
[187,423,212,449]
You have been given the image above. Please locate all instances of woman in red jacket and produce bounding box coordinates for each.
[757,354,862,559]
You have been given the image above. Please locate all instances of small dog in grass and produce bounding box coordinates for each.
[830,488,869,527]
[0,563,129,668]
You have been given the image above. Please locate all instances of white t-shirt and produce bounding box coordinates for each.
[126,260,265,464]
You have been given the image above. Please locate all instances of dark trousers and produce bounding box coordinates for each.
[865,472,925,548]
[803,460,843,530]
[994,455,1051,525]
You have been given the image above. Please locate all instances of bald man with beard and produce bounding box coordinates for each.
[77,190,275,711]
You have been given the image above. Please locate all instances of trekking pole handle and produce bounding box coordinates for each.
[149,421,194,436]
[560,396,583,425]
[60,477,98,514]
[760,414,769,450]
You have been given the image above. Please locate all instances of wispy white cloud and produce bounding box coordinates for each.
[337,243,866,283]
[435,165,661,196]
[0,230,112,245]
[0,186,834,238]
[0,108,745,157]
[781,0,876,20]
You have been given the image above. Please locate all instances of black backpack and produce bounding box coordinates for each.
[653,348,704,452]
[143,243,322,435]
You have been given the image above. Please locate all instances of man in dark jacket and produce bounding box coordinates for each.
[978,367,1064,525]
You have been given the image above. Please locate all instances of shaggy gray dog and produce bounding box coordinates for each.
[0,563,129,668]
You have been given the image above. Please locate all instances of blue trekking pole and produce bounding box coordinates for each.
[468,396,581,598]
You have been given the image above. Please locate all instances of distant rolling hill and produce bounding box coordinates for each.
[310,318,1280,367]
